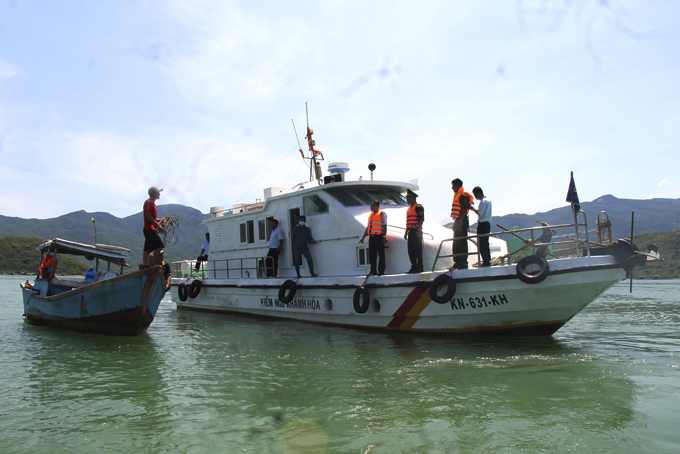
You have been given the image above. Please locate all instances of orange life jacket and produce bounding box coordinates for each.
[367,211,386,235]
[39,255,58,278]
[406,204,423,229]
[451,188,473,219]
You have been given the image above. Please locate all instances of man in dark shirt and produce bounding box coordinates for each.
[291,215,317,278]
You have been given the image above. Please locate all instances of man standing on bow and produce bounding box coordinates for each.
[142,186,165,268]
[404,190,424,273]
[450,178,473,270]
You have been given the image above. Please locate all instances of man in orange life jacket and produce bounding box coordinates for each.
[360,200,387,276]
[39,252,58,279]
[451,178,474,270]
[404,189,424,273]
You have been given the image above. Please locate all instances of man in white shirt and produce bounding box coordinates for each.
[266,219,285,277]
[195,232,210,271]
[471,187,492,267]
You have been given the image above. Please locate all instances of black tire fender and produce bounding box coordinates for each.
[278,280,297,304]
[188,280,203,298]
[353,287,370,314]
[178,283,189,302]
[429,274,456,304]
[516,255,550,284]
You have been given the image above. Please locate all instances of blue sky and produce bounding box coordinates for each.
[1,0,678,224]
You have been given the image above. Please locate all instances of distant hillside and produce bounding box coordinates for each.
[629,230,680,279]
[0,236,89,275]
[478,195,680,240]
[0,204,208,269]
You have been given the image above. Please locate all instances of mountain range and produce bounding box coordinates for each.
[477,195,680,240]
[0,204,208,269]
[1,195,678,271]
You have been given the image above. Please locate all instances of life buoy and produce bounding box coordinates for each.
[429,274,456,304]
[278,280,297,304]
[178,283,189,302]
[516,255,550,284]
[353,287,370,314]
[188,280,203,298]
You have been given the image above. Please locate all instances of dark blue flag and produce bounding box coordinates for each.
[566,171,580,214]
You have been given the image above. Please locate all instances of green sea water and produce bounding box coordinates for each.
[1,275,678,453]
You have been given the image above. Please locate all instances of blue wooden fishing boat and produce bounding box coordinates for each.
[20,239,166,336]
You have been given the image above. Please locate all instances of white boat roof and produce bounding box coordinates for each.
[36,238,130,267]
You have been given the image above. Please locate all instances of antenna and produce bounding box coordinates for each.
[300,102,324,183]
[91,217,97,245]
[368,163,376,181]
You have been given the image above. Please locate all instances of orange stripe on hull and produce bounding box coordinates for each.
[387,286,431,329]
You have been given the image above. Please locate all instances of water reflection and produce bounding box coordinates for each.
[163,309,637,452]
[4,279,677,453]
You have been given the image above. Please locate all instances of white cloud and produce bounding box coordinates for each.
[0,59,21,78]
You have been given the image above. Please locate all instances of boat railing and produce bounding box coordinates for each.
[200,202,265,221]
[431,211,593,271]
[173,256,276,280]
[386,224,435,240]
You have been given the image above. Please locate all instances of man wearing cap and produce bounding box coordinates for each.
[404,190,425,273]
[142,186,165,268]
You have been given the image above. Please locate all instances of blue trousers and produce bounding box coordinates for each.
[294,247,315,275]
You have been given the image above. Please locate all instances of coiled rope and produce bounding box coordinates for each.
[159,214,180,247]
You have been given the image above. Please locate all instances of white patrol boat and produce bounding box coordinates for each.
[170,129,647,335]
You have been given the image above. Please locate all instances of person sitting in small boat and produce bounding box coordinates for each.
[39,253,58,279]
[195,232,210,271]
[154,250,172,291]
[291,215,317,278]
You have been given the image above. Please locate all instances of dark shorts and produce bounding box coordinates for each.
[143,229,165,252]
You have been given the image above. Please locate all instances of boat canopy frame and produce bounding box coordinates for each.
[36,238,131,271]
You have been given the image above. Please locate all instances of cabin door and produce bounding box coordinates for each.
[288,207,301,267]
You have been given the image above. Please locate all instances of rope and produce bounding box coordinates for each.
[159,214,180,247]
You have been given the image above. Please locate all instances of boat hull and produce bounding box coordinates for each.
[171,256,625,336]
[22,267,166,336]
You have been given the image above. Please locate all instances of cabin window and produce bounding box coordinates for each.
[265,216,274,241]
[363,188,405,206]
[325,187,408,207]
[324,188,362,207]
[356,247,369,267]
[258,217,275,242]
[258,220,266,241]
[303,195,329,216]
[239,220,255,244]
